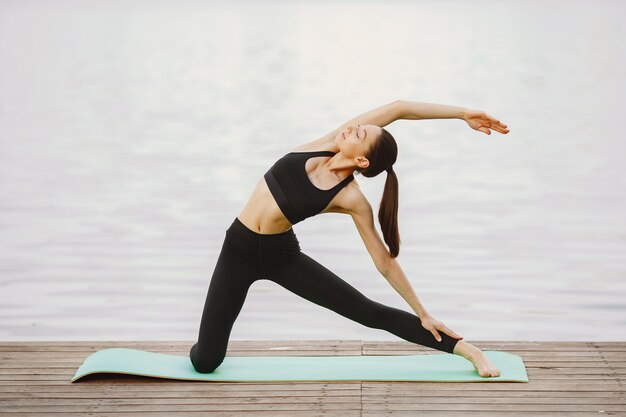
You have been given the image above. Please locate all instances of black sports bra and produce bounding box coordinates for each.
[263,150,355,225]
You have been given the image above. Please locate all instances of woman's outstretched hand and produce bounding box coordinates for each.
[463,109,510,135]
[420,313,464,342]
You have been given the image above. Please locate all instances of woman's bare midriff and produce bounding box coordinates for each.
[237,176,295,234]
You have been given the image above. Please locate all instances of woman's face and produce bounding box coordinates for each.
[334,123,381,168]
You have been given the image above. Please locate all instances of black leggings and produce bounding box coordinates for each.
[189,217,460,373]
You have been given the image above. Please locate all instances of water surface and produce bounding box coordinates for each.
[0,0,624,343]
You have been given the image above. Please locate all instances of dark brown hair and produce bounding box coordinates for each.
[355,128,400,258]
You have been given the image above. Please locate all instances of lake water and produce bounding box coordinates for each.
[0,0,624,344]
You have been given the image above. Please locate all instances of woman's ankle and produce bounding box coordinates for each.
[453,339,480,359]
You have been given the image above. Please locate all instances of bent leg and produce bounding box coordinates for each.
[189,243,258,373]
[268,252,460,354]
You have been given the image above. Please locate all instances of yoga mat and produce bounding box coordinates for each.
[71,348,528,382]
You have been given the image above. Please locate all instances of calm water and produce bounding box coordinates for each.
[0,0,624,343]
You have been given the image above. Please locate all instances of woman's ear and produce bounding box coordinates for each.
[356,156,369,170]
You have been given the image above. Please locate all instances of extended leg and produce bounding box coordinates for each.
[268,252,460,354]
[189,243,258,373]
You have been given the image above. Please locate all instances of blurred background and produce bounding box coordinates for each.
[0,0,624,342]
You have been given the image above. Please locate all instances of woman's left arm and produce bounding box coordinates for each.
[382,259,463,341]
[397,100,510,135]
[381,257,430,318]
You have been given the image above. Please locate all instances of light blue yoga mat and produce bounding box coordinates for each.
[71,348,528,382]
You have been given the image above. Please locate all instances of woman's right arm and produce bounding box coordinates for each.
[398,100,510,135]
[397,100,468,120]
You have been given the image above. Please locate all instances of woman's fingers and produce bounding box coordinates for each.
[480,114,509,134]
[478,120,509,135]
[431,329,442,342]
[490,120,509,133]
[437,323,463,340]
[444,326,463,339]
[426,317,464,342]
[489,120,509,133]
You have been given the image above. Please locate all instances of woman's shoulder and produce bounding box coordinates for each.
[327,178,367,215]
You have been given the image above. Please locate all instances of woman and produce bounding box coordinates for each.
[190,99,510,378]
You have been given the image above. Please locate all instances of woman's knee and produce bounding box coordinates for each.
[189,343,225,374]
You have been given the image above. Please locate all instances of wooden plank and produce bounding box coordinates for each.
[12,412,360,417]
[0,340,363,351]
[0,381,359,391]
[0,400,357,409]
[361,412,622,417]
[362,403,625,412]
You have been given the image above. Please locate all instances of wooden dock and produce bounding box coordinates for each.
[1,340,624,416]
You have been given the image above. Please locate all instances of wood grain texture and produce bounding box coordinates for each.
[1,340,624,416]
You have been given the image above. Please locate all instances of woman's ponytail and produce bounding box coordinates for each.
[378,167,400,258]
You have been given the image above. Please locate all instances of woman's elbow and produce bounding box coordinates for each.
[377,256,393,275]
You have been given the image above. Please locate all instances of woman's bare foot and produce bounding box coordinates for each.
[453,340,501,378]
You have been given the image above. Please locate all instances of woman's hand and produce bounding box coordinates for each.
[420,313,464,342]
[463,109,509,135]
